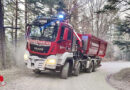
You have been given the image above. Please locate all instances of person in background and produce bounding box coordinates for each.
[0,75,6,87]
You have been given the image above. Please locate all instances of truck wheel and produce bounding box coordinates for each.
[61,62,70,79]
[92,61,96,72]
[86,62,94,73]
[73,62,81,76]
[33,69,41,74]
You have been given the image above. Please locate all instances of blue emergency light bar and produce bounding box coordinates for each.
[58,14,64,19]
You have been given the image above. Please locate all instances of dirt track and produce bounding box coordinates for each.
[1,61,130,90]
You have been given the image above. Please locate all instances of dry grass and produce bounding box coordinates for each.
[113,68,130,82]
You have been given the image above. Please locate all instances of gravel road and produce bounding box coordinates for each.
[1,61,130,90]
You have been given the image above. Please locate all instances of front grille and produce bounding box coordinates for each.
[30,44,50,53]
[38,62,44,68]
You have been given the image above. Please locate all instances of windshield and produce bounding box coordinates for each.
[29,22,59,41]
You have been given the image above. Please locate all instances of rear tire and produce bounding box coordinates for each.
[73,62,81,76]
[92,61,96,72]
[33,69,41,74]
[60,62,70,79]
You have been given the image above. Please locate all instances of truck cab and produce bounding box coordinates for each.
[27,21,73,56]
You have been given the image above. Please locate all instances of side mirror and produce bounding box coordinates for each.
[76,40,79,44]
[63,28,68,41]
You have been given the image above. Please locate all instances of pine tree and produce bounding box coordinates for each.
[27,0,65,16]
[103,0,130,60]
[114,20,130,52]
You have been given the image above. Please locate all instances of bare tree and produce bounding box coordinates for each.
[63,0,80,32]
[25,0,27,32]
[15,0,18,48]
[0,0,6,69]
[77,0,117,39]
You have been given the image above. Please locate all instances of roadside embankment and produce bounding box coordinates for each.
[107,68,130,90]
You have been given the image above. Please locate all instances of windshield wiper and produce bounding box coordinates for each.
[30,36,40,40]
[39,36,51,41]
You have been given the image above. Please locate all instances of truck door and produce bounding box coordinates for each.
[58,25,66,53]
[66,28,72,52]
[58,25,72,53]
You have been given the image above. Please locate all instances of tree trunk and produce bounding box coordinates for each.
[71,0,79,32]
[25,0,27,32]
[0,0,6,69]
[15,0,18,48]
[11,17,14,44]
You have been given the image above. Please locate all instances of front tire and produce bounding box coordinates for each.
[60,62,70,79]
[73,62,81,76]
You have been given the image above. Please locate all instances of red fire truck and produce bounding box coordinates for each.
[24,14,107,79]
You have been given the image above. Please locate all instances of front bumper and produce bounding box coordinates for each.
[24,56,57,70]
[25,56,45,70]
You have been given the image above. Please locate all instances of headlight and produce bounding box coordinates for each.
[24,51,29,60]
[46,59,56,65]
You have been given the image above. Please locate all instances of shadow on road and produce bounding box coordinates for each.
[24,69,98,80]
[28,71,61,79]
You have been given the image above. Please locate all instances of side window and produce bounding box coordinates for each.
[60,26,65,40]
[67,28,72,40]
